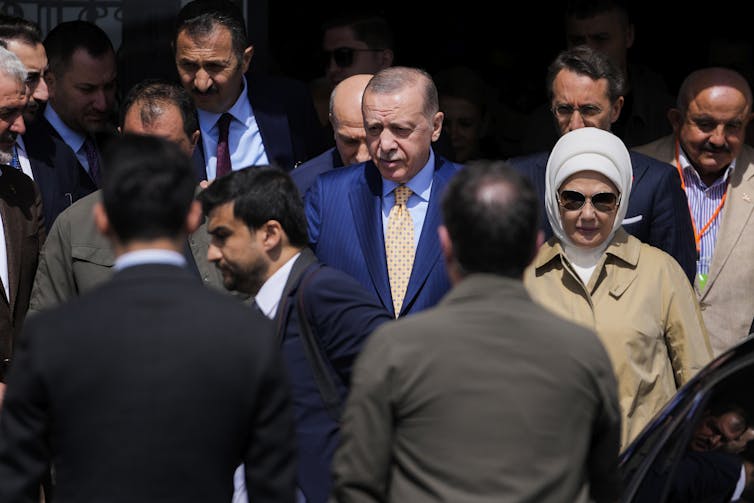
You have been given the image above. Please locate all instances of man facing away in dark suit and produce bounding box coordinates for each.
[331,160,622,503]
[305,66,463,319]
[0,134,297,503]
[173,0,327,182]
[21,19,119,231]
[508,45,697,283]
[0,45,45,405]
[198,167,392,503]
[292,73,373,198]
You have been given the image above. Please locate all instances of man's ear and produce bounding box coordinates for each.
[185,200,202,234]
[261,220,283,250]
[93,201,111,237]
[431,111,444,142]
[438,225,453,262]
[241,45,254,74]
[667,108,682,133]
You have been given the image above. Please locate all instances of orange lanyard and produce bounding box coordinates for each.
[675,140,728,253]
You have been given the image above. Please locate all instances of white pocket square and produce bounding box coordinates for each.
[623,215,643,225]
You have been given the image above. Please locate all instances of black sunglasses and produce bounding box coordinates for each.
[557,190,620,212]
[323,47,383,68]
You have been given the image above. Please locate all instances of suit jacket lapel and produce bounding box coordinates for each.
[350,163,392,312]
[247,81,292,169]
[0,185,24,310]
[703,153,754,297]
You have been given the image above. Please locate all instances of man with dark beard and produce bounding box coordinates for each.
[199,166,391,503]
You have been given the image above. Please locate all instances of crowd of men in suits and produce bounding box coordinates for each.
[0,0,753,501]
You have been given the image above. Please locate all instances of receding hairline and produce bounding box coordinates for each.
[678,67,754,110]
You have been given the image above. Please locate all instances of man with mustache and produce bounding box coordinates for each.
[173,0,326,182]
[636,67,754,356]
[21,19,117,230]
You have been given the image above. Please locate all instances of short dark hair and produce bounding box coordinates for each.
[546,45,626,103]
[44,20,114,77]
[0,15,43,47]
[197,167,309,248]
[174,0,248,61]
[101,134,196,243]
[322,11,393,51]
[441,160,540,278]
[120,78,198,140]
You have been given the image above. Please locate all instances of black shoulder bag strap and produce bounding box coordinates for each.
[295,262,344,422]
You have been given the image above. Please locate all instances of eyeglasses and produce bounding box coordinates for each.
[551,104,603,120]
[557,190,620,212]
[323,47,383,68]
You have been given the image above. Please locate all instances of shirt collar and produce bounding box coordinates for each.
[381,148,436,200]
[255,251,301,319]
[113,249,187,271]
[197,75,251,133]
[679,145,736,186]
[44,104,87,153]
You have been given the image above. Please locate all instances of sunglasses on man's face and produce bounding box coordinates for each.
[323,47,383,68]
[557,190,620,212]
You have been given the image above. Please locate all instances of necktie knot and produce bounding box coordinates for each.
[217,113,232,134]
[394,185,412,206]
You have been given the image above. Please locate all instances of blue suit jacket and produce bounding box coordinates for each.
[22,116,98,231]
[508,150,697,283]
[305,154,463,317]
[291,147,343,198]
[192,73,328,180]
[275,248,391,503]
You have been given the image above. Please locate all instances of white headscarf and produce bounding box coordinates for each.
[544,127,633,282]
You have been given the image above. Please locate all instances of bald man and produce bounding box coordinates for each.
[291,73,373,196]
[635,67,754,355]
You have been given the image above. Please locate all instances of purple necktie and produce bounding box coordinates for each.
[215,113,233,178]
[83,136,101,187]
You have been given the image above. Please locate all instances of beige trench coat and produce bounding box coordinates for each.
[524,229,712,447]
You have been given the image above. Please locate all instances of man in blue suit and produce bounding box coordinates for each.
[199,167,392,503]
[173,0,327,182]
[305,66,463,318]
[509,46,696,283]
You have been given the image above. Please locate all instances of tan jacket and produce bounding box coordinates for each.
[524,229,712,447]
[635,135,754,355]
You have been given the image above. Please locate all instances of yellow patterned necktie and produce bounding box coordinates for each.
[385,185,415,317]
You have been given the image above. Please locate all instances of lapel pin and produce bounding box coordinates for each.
[744,193,752,203]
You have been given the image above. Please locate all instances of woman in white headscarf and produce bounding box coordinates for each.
[524,127,712,448]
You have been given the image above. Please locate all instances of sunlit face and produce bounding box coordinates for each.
[0,74,28,164]
[690,410,747,452]
[558,171,619,248]
[46,47,116,134]
[363,82,443,184]
[565,10,633,71]
[439,94,483,163]
[323,26,388,87]
[122,101,198,157]
[7,39,48,123]
[551,69,622,136]
[175,25,251,114]
[673,85,751,184]
[206,202,268,295]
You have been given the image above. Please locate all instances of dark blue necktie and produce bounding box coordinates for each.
[10,144,21,169]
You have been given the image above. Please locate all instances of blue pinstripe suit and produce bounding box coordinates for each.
[304,154,463,318]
